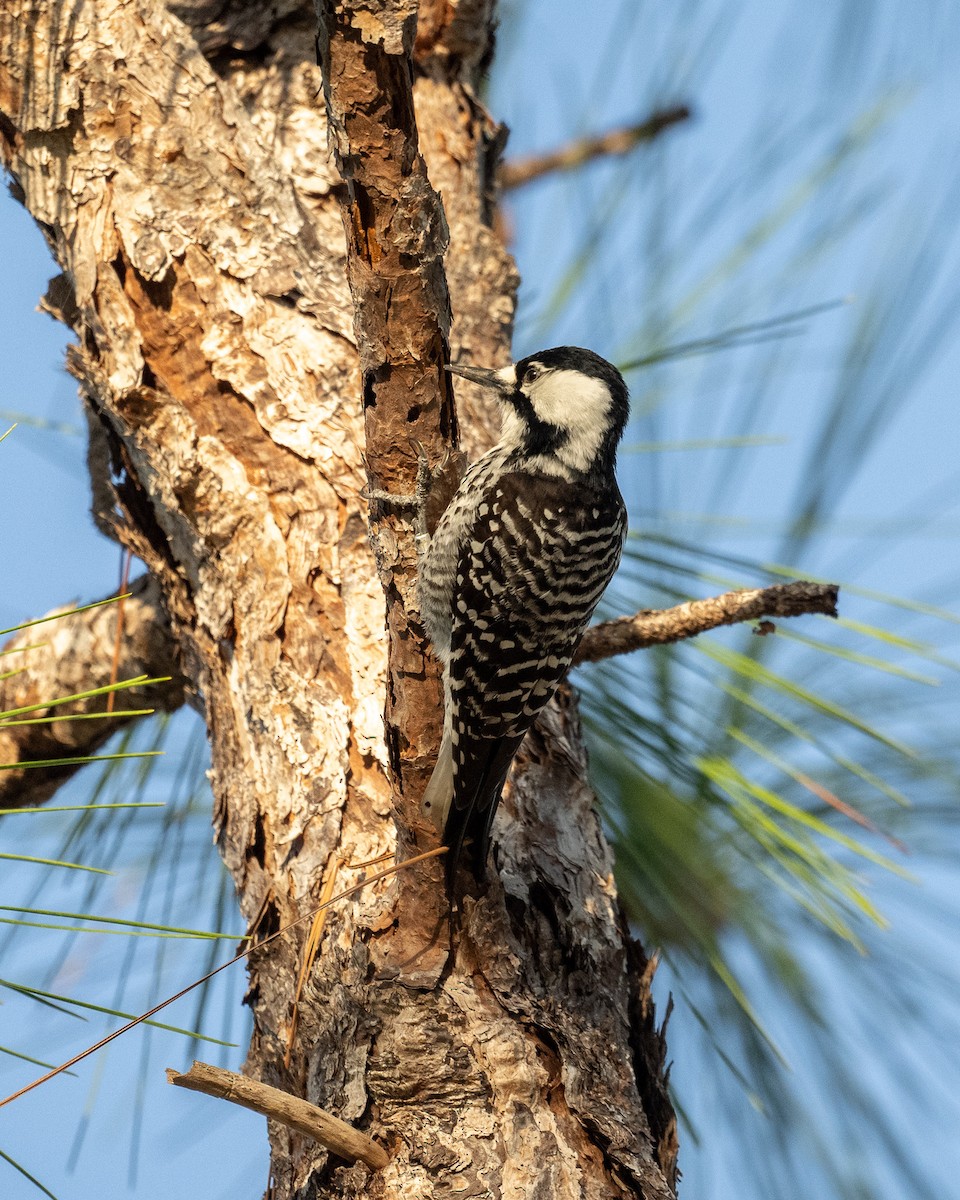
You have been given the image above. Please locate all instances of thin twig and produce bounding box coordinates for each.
[167,1061,390,1170]
[500,105,691,190]
[575,581,839,664]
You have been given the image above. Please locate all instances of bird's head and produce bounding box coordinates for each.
[448,346,629,478]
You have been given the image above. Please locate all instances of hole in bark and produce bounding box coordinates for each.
[363,372,377,410]
[407,404,421,422]
[138,264,176,310]
[247,811,267,868]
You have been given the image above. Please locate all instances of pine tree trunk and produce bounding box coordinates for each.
[0,2,677,1195]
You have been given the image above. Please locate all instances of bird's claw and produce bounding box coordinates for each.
[361,484,419,508]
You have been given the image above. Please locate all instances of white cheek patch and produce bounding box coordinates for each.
[529,370,611,472]
[495,364,516,387]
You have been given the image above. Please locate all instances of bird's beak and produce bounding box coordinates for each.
[446,362,514,393]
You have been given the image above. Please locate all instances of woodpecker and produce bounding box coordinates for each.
[418,346,629,887]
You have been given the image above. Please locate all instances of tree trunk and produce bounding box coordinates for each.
[0,1,677,1196]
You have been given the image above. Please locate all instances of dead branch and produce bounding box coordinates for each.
[0,574,184,809]
[575,580,838,664]
[166,1061,389,1171]
[500,105,692,190]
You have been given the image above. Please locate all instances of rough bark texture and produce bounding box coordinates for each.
[314,0,460,959]
[0,2,676,1197]
[0,575,185,808]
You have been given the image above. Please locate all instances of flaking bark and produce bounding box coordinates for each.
[315,0,459,948]
[0,2,676,1197]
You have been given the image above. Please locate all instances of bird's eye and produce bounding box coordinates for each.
[523,364,542,385]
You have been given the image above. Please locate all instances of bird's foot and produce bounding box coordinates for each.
[363,440,449,544]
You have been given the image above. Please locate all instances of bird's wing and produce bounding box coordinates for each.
[444,471,624,881]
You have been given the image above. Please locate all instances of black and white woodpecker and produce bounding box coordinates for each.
[416,346,629,887]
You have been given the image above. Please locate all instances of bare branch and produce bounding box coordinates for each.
[0,575,184,809]
[500,105,692,191]
[167,1062,390,1171]
[575,581,839,664]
